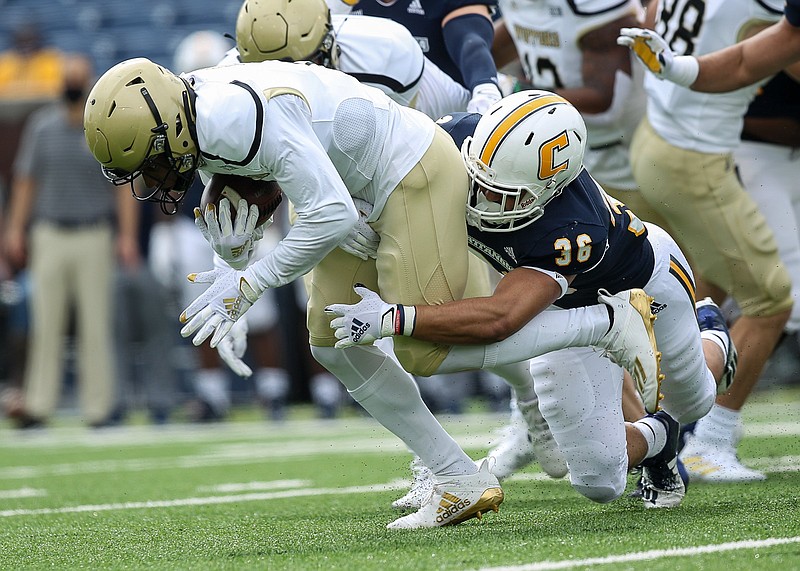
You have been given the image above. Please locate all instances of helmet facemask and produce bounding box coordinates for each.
[463,139,557,232]
[103,87,198,214]
[307,24,340,69]
[87,67,200,215]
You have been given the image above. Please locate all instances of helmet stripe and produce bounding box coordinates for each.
[479,94,569,166]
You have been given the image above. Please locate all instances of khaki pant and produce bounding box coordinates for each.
[24,222,116,422]
[307,126,471,376]
[630,117,791,317]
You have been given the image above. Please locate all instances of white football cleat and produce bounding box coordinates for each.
[517,397,568,479]
[596,288,664,413]
[391,456,435,511]
[679,437,766,483]
[386,459,503,530]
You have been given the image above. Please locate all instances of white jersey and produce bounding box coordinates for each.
[333,14,470,118]
[498,0,645,189]
[218,14,469,119]
[184,60,435,287]
[645,0,783,153]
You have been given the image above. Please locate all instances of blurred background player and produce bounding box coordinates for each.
[3,53,139,428]
[733,73,800,343]
[626,0,792,482]
[326,0,503,114]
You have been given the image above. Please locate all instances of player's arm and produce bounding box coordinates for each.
[411,266,572,344]
[442,4,502,111]
[326,266,574,348]
[693,18,800,92]
[3,174,36,268]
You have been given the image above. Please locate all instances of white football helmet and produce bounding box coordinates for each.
[462,90,587,232]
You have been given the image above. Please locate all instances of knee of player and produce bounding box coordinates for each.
[751,266,793,317]
[571,477,625,504]
[670,389,715,426]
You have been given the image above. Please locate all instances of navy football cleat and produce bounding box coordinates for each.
[639,411,685,508]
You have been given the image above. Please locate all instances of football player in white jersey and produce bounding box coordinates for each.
[84,58,662,529]
[229,0,568,488]
[489,0,672,480]
[619,0,800,92]
[226,0,470,119]
[624,0,792,483]
[328,91,734,516]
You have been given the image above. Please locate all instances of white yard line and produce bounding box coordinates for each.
[477,537,800,570]
[0,480,409,517]
[0,487,47,499]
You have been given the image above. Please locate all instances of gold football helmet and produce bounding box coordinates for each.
[235,0,338,67]
[83,57,199,212]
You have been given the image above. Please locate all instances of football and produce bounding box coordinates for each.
[199,173,283,227]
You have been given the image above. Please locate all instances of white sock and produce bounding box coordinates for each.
[693,403,740,447]
[310,372,342,407]
[311,345,476,477]
[632,416,668,460]
[255,368,290,401]
[700,330,729,363]
[193,369,230,414]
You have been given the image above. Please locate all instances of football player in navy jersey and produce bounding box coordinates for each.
[327,0,502,113]
[328,91,736,515]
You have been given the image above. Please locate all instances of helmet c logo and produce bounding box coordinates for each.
[538,131,570,180]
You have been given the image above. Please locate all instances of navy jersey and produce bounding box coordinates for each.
[438,112,655,309]
[788,0,800,26]
[743,72,800,122]
[347,0,496,86]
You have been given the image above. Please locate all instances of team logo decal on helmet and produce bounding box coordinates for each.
[462,90,587,232]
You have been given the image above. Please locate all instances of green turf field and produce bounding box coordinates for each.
[1,387,798,571]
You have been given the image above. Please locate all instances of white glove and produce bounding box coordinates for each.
[179,265,264,348]
[338,198,379,260]
[324,284,416,349]
[617,27,699,87]
[467,82,502,114]
[216,316,252,378]
[194,198,261,270]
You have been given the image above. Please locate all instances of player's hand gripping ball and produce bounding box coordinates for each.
[200,173,283,227]
[196,174,283,269]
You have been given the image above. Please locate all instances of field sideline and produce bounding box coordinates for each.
[1,386,798,570]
